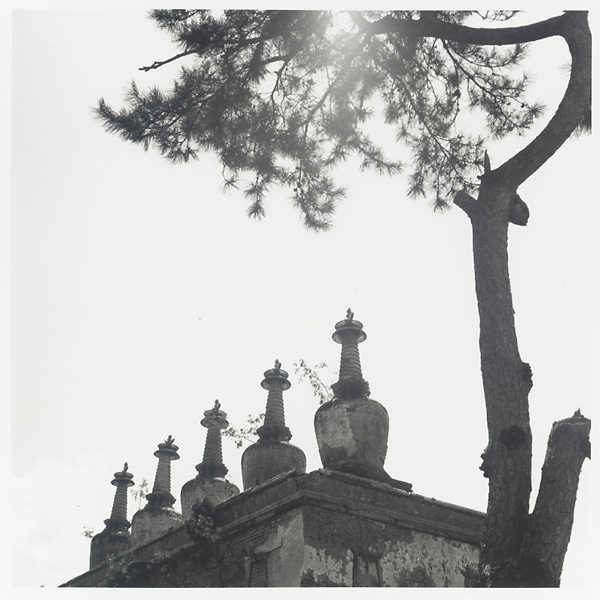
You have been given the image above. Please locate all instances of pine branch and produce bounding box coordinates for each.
[367,11,565,46]
[303,34,370,126]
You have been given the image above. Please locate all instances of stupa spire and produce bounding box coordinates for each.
[196,400,229,479]
[146,436,179,508]
[331,308,370,400]
[257,359,292,442]
[107,463,135,528]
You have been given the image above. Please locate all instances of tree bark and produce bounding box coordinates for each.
[518,413,591,586]
[460,182,533,586]
[458,182,592,586]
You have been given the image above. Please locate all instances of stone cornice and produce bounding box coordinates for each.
[216,469,484,545]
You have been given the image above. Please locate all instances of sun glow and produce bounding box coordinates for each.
[328,10,361,37]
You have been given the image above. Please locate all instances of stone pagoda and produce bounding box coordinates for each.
[131,436,183,546]
[241,359,307,489]
[181,400,240,519]
[89,463,135,569]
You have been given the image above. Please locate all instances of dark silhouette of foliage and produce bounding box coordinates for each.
[97,10,549,225]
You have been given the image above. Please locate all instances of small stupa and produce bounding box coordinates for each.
[241,360,306,489]
[180,400,240,519]
[131,436,184,546]
[314,309,393,483]
[89,463,135,569]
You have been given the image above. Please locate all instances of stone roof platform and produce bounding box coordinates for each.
[63,468,484,588]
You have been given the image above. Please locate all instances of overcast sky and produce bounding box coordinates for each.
[8,3,598,594]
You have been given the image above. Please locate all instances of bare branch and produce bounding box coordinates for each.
[140,50,197,72]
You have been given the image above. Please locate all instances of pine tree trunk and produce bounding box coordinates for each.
[466,182,533,586]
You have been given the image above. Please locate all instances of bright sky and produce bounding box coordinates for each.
[8,4,598,594]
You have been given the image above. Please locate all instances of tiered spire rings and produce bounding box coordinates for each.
[145,436,180,509]
[196,400,229,479]
[106,463,135,531]
[257,359,292,443]
[331,308,371,400]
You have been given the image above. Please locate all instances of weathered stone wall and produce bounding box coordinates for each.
[301,508,479,586]
[298,470,482,587]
